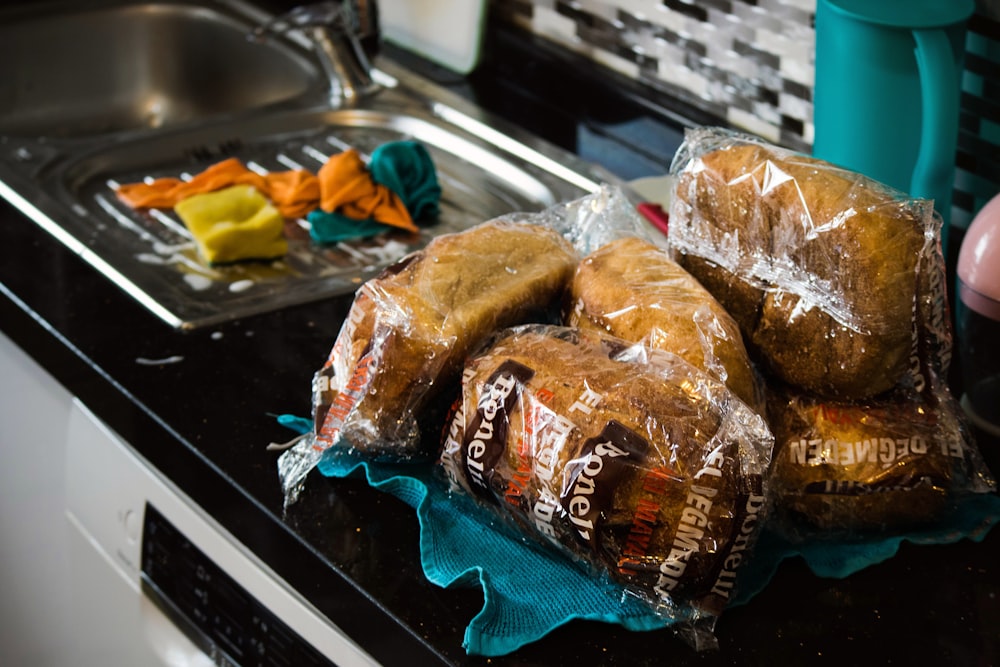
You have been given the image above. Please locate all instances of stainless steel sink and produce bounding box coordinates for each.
[0,0,617,329]
[0,0,324,138]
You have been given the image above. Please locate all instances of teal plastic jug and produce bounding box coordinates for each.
[812,0,975,254]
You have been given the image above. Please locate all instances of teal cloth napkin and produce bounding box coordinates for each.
[314,449,673,657]
[277,416,1000,656]
[370,140,441,221]
[307,209,390,244]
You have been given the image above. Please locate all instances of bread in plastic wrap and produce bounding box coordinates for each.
[566,236,764,413]
[764,224,997,539]
[278,186,673,507]
[439,324,774,622]
[767,385,974,539]
[664,128,996,540]
[668,127,931,400]
[311,219,578,460]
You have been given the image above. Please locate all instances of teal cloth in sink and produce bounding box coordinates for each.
[308,140,441,245]
[306,209,391,244]
[369,140,441,222]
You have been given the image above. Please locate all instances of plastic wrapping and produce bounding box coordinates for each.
[277,218,578,506]
[532,181,668,256]
[278,186,667,507]
[264,155,997,652]
[439,324,774,638]
[765,383,987,540]
[667,127,996,542]
[565,236,765,413]
[765,214,996,540]
[276,183,776,645]
[669,127,935,400]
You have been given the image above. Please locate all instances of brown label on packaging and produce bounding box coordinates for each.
[705,478,766,612]
[804,475,943,496]
[461,359,534,501]
[311,365,337,435]
[562,420,650,550]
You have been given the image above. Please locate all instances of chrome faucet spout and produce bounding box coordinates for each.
[250,1,380,106]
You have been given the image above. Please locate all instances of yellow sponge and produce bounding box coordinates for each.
[174,184,287,264]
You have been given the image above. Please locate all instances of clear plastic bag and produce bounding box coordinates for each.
[669,127,936,400]
[439,324,774,639]
[765,223,996,540]
[765,383,992,540]
[565,235,765,414]
[277,186,666,507]
[667,127,996,541]
[277,218,578,505]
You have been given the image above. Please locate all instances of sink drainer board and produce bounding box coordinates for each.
[46,104,599,329]
[0,0,613,329]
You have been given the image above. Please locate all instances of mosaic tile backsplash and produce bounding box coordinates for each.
[490,0,1000,228]
[492,0,818,152]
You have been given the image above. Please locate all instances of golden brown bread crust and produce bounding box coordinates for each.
[671,138,928,400]
[566,236,763,412]
[440,325,773,615]
[313,220,579,458]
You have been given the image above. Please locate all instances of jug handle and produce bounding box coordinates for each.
[910,29,960,214]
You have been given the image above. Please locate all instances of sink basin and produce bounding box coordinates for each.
[0,0,322,138]
[0,0,617,329]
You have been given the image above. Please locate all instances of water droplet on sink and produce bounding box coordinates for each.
[229,279,255,293]
[184,274,213,291]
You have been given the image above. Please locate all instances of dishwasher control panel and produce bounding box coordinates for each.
[64,398,378,667]
[141,503,334,667]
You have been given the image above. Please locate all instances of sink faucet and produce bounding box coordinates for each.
[250,1,380,106]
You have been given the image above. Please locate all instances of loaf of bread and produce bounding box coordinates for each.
[765,383,977,539]
[765,241,996,539]
[669,128,933,400]
[440,325,774,616]
[566,236,764,412]
[312,220,578,459]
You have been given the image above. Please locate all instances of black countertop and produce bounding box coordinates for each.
[3,20,999,666]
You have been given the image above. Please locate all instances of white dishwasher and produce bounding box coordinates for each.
[0,332,378,667]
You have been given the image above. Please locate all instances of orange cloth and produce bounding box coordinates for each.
[318,149,417,233]
[116,151,416,232]
[263,169,321,219]
[115,158,318,220]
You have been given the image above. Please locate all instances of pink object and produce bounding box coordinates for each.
[957,192,1000,321]
[636,201,670,236]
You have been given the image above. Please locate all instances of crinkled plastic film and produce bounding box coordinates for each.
[668,127,938,400]
[669,127,937,335]
[278,187,667,508]
[278,218,581,506]
[765,208,996,541]
[667,127,996,542]
[766,382,990,541]
[565,236,765,414]
[439,324,775,638]
[512,182,666,256]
